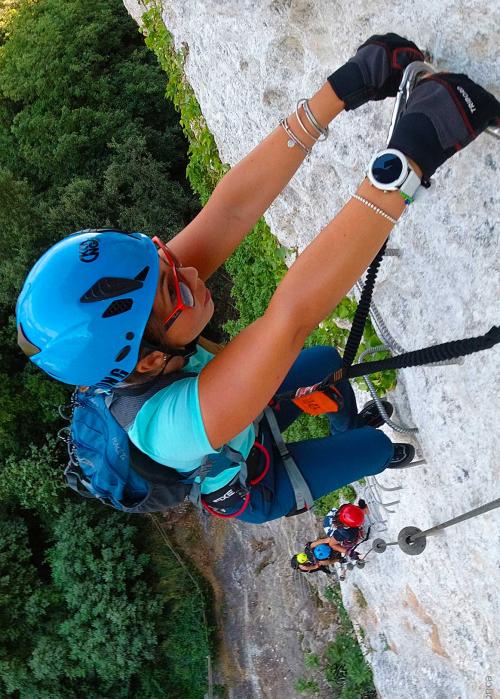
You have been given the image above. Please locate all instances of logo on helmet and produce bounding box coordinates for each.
[79,239,100,263]
[98,368,130,388]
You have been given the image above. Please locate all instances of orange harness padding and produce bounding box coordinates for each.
[291,381,343,416]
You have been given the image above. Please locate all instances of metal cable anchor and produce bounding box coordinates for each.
[370,497,500,557]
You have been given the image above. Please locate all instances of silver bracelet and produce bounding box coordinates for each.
[351,194,398,225]
[279,117,312,157]
[295,103,319,141]
[298,98,329,141]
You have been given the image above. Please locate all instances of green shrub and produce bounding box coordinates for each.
[295,677,320,694]
[323,586,377,699]
[0,436,66,515]
[304,653,320,669]
[0,504,212,698]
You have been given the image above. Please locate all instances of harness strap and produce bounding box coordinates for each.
[264,406,314,511]
[64,467,98,499]
[186,457,214,509]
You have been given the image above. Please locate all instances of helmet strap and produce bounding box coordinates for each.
[141,335,199,363]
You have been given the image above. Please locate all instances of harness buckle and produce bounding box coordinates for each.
[291,381,344,415]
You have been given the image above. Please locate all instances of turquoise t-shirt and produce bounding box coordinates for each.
[128,345,256,494]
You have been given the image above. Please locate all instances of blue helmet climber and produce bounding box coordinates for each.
[291,537,348,574]
[17,33,500,522]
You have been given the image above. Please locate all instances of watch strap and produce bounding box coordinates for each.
[400,167,421,203]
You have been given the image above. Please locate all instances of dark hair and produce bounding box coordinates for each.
[124,308,169,384]
[290,555,300,570]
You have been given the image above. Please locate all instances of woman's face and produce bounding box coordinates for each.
[150,250,215,348]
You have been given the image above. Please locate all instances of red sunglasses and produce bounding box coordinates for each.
[152,236,195,331]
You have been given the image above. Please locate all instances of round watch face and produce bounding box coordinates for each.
[372,152,403,184]
[367,149,409,190]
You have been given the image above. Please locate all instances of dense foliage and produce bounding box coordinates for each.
[0,1,388,694]
[0,504,212,698]
[0,0,200,461]
[0,1,212,696]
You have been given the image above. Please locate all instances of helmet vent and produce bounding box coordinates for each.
[102,298,133,318]
[134,266,150,282]
[115,345,131,362]
[17,323,41,357]
[80,277,143,303]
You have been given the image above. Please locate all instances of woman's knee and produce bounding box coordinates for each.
[356,427,394,473]
[293,345,343,379]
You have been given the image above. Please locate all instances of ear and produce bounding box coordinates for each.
[135,350,165,374]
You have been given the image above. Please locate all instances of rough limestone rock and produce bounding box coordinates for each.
[124,2,499,698]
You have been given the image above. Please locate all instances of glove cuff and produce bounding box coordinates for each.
[328,62,374,111]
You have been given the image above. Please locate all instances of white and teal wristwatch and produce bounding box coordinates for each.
[367,148,422,204]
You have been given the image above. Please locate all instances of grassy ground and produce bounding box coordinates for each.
[295,585,377,698]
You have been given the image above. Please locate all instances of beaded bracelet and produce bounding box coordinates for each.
[351,194,398,225]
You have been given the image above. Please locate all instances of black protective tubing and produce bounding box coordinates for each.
[342,241,387,369]
[331,326,500,382]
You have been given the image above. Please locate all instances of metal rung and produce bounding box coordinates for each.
[385,248,402,257]
[371,474,404,492]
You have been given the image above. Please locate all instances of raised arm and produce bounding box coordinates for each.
[199,173,411,447]
[168,34,425,280]
[199,70,499,449]
[168,84,343,280]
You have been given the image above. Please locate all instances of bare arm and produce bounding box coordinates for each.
[327,538,348,554]
[310,536,347,554]
[310,537,332,546]
[299,563,321,572]
[199,157,422,449]
[168,84,344,279]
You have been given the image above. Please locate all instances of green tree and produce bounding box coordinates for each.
[0,0,199,487]
[0,436,66,514]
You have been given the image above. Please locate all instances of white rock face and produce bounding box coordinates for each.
[124,2,499,698]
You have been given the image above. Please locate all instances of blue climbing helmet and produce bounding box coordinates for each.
[313,543,333,560]
[16,229,160,387]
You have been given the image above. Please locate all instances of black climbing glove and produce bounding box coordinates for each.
[328,33,424,110]
[357,499,367,509]
[388,73,500,181]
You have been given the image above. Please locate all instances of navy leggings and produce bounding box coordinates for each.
[237,346,394,524]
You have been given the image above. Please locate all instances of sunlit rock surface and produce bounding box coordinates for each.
[124,2,499,697]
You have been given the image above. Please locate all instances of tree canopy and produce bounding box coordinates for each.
[0,1,211,696]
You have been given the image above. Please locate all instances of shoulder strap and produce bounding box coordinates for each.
[109,371,197,430]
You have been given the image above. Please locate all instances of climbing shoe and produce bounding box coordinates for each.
[359,399,393,428]
[388,443,415,468]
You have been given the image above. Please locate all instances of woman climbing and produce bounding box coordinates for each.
[16,34,499,522]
